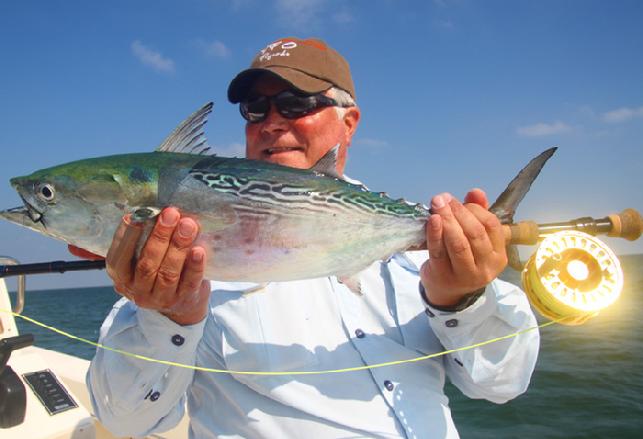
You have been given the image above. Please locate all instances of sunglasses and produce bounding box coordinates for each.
[240,90,350,123]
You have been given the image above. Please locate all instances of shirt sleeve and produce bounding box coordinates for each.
[86,297,207,437]
[423,279,540,404]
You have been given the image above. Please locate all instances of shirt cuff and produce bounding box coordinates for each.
[137,308,207,355]
[421,282,499,335]
[420,282,486,312]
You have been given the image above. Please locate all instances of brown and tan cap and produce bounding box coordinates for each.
[227,37,355,103]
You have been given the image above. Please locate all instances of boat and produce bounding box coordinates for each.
[0,256,190,438]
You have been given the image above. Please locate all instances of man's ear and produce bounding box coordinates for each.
[342,106,361,145]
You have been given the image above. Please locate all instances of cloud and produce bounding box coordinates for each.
[197,39,231,58]
[601,106,643,124]
[516,121,571,137]
[131,40,175,73]
[274,0,326,30]
[356,138,388,148]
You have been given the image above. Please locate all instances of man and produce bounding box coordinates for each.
[84,37,539,438]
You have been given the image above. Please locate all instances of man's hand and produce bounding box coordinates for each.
[70,207,210,325]
[420,188,507,307]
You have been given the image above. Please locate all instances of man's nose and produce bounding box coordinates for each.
[260,103,289,134]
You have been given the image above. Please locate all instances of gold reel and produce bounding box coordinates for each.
[522,231,623,325]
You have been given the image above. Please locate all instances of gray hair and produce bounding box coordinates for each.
[326,87,356,118]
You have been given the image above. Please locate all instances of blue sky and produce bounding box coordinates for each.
[1,0,641,290]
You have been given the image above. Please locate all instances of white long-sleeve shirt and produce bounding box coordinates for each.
[87,252,539,438]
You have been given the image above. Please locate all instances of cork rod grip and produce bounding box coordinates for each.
[607,208,642,241]
[502,221,540,245]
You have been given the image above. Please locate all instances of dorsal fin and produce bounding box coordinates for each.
[310,144,342,179]
[155,102,214,155]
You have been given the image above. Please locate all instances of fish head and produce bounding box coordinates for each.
[1,157,157,255]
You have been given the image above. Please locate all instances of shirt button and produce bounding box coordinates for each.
[171,334,185,346]
[383,380,395,391]
[445,319,458,328]
[425,308,435,317]
[150,391,160,402]
[354,329,365,338]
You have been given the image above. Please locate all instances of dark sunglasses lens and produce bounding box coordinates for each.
[274,94,318,118]
[241,97,269,122]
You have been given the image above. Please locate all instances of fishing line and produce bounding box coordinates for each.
[1,308,555,376]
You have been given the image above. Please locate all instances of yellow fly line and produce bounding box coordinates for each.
[1,308,556,376]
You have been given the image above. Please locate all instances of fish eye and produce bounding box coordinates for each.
[36,183,56,202]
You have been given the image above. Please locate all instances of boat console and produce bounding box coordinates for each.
[0,256,189,439]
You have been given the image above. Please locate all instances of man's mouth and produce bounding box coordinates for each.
[263,146,304,156]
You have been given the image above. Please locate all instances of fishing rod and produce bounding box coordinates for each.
[1,208,640,325]
[0,259,106,278]
[0,208,640,279]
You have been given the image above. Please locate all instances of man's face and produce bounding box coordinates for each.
[245,75,359,174]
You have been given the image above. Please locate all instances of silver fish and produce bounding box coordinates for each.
[0,102,555,284]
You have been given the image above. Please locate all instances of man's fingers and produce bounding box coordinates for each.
[106,215,145,284]
[132,208,180,293]
[433,196,476,275]
[176,247,207,298]
[463,188,489,209]
[465,203,506,253]
[452,201,494,265]
[151,218,200,307]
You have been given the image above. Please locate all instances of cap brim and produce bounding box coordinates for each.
[227,67,333,103]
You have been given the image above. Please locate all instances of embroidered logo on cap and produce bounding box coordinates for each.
[258,40,298,62]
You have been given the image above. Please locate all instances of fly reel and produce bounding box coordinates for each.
[522,231,623,325]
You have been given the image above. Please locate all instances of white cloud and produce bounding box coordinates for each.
[214,142,246,158]
[197,39,231,58]
[356,138,388,148]
[601,106,643,124]
[275,0,326,30]
[516,121,571,137]
[131,40,175,73]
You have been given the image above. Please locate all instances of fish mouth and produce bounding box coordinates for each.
[18,195,44,224]
[0,196,45,229]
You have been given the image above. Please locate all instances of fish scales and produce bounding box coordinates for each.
[2,151,428,283]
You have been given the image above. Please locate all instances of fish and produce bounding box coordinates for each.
[0,102,555,285]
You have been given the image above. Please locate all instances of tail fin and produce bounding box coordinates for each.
[490,147,557,224]
[490,147,557,270]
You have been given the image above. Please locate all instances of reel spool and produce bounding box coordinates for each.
[522,231,623,325]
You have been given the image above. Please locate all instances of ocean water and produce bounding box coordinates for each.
[9,254,643,438]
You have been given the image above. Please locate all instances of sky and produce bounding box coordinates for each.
[0,0,641,290]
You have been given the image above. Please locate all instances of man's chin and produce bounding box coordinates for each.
[261,151,309,169]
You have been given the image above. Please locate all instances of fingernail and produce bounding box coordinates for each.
[178,219,196,237]
[191,248,204,263]
[432,195,445,209]
[160,209,179,226]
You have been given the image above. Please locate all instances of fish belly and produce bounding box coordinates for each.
[166,167,427,282]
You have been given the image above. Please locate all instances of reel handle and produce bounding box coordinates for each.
[607,208,642,241]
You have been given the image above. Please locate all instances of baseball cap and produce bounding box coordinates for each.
[227,37,355,103]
